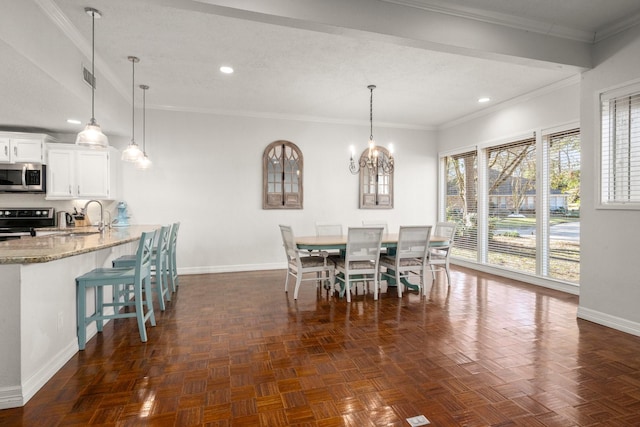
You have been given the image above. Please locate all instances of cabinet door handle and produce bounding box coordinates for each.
[14,146,17,156]
[68,185,72,195]
[4,146,7,156]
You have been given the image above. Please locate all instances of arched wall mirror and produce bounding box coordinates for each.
[359,146,394,209]
[263,140,303,209]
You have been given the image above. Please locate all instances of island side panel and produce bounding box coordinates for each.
[0,265,22,409]
[13,240,137,408]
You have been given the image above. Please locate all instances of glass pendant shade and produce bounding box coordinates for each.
[77,7,108,148]
[136,154,152,170]
[122,142,143,161]
[76,119,108,148]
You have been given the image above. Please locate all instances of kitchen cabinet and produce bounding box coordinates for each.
[46,144,118,200]
[0,132,50,163]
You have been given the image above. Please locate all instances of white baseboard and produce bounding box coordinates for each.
[178,262,285,275]
[452,259,580,295]
[0,386,23,410]
[0,338,78,409]
[21,338,79,406]
[577,306,640,337]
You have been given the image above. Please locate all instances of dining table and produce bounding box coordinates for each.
[295,233,450,292]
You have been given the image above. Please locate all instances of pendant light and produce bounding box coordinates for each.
[76,7,109,148]
[136,84,152,170]
[122,56,143,162]
[349,84,394,174]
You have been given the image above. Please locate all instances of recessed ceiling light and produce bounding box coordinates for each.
[67,119,82,124]
[220,66,234,74]
[478,97,491,103]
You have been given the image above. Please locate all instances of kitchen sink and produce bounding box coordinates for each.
[63,231,100,237]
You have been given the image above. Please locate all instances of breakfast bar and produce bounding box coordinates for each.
[0,225,157,409]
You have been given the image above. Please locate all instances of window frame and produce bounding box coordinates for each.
[598,81,640,210]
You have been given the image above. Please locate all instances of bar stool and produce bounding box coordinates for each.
[76,231,156,350]
[112,225,171,310]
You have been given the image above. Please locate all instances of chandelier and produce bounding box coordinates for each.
[349,84,394,175]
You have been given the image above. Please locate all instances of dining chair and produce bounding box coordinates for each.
[279,225,335,300]
[315,223,343,236]
[112,225,172,310]
[76,230,156,350]
[362,220,388,254]
[429,222,457,286]
[334,227,384,302]
[379,225,432,297]
[361,220,388,233]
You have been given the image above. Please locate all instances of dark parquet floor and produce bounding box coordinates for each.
[2,268,640,426]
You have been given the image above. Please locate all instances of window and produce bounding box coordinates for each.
[440,127,580,284]
[263,140,303,209]
[487,137,537,274]
[359,147,394,209]
[545,129,580,282]
[601,83,640,207]
[444,150,477,260]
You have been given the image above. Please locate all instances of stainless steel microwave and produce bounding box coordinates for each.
[0,163,46,192]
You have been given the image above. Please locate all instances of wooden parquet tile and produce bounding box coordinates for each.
[2,267,640,426]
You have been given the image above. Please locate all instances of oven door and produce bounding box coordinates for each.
[0,163,45,192]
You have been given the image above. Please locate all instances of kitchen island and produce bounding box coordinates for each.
[0,225,158,409]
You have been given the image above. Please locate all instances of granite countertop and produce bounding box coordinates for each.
[0,225,159,265]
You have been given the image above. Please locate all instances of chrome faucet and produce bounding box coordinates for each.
[84,200,105,233]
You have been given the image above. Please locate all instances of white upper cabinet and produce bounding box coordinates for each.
[46,144,118,200]
[0,133,50,163]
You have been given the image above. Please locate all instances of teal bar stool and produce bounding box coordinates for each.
[112,225,172,310]
[76,231,156,350]
[167,222,180,292]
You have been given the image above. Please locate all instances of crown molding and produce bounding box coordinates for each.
[382,0,596,43]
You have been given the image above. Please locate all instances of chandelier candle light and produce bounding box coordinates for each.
[122,56,143,162]
[349,84,394,174]
[76,7,109,148]
[136,84,152,170]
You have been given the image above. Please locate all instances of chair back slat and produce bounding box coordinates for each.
[135,231,155,284]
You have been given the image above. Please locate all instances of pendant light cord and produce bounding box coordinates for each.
[90,10,96,121]
[369,86,374,141]
[142,86,146,153]
[131,58,135,142]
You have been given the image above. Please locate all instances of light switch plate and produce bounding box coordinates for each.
[406,415,430,426]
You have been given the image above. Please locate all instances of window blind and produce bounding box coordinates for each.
[486,137,537,274]
[444,150,477,260]
[601,86,640,205]
[545,128,580,283]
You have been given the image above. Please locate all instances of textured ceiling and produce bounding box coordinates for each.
[2,0,640,136]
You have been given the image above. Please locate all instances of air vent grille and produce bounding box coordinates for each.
[82,65,96,89]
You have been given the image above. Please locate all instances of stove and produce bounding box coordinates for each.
[0,207,55,240]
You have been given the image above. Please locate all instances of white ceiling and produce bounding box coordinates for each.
[2,0,640,136]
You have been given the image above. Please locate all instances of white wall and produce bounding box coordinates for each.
[120,110,437,273]
[578,23,640,334]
